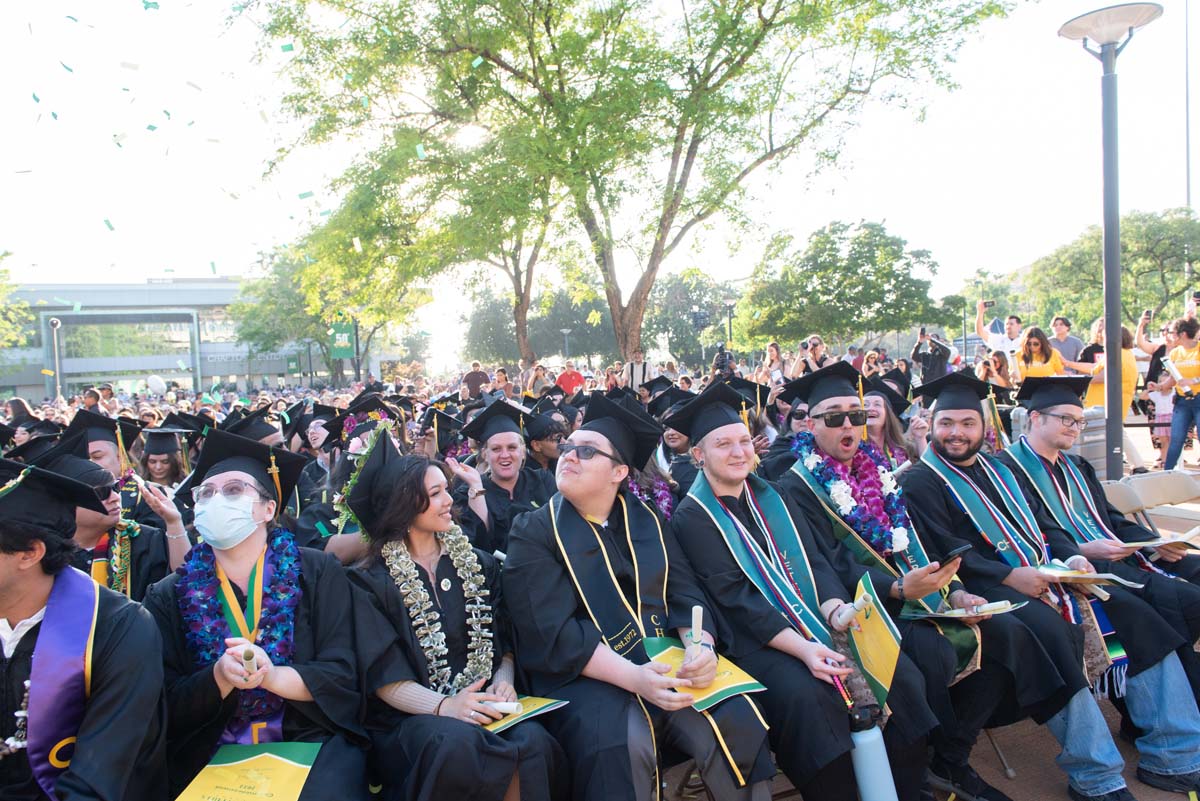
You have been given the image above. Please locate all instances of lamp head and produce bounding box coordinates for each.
[1059,3,1162,45]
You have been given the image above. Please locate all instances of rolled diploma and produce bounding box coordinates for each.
[241,648,257,674]
[690,605,703,644]
[482,701,522,715]
[833,594,873,629]
[970,601,1011,615]
[1163,358,1193,393]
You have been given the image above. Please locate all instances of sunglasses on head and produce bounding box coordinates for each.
[556,441,622,464]
[812,410,869,427]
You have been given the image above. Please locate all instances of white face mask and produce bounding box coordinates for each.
[195,494,264,551]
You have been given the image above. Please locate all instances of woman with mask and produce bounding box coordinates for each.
[143,430,371,800]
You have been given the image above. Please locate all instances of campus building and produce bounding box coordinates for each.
[0,278,332,400]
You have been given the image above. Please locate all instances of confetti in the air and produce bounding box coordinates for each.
[352,237,363,253]
[103,219,115,231]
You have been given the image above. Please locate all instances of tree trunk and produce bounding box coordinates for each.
[513,296,535,364]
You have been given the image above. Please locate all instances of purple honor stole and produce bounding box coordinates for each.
[27,567,100,798]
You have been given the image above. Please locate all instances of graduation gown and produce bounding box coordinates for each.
[757,433,797,481]
[0,582,168,801]
[670,489,937,786]
[453,466,556,556]
[119,480,166,530]
[504,493,774,801]
[296,459,331,511]
[666,451,698,497]
[144,545,369,801]
[349,551,566,801]
[69,523,171,602]
[995,450,1200,696]
[900,460,1151,722]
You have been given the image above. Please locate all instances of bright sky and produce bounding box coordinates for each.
[0,1,1196,369]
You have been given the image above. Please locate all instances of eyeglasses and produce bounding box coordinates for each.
[791,410,809,421]
[812,410,869,427]
[556,441,622,464]
[1043,414,1085,430]
[95,480,124,500]
[194,479,266,503]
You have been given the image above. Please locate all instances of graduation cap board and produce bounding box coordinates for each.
[776,361,863,411]
[460,399,530,445]
[67,410,145,466]
[419,407,464,453]
[866,377,912,419]
[181,429,306,511]
[912,371,993,414]
[220,404,280,443]
[661,381,748,444]
[4,432,65,463]
[640,375,674,398]
[880,367,911,398]
[24,428,89,470]
[579,391,662,469]
[1015,375,1094,412]
[321,396,396,449]
[0,457,107,537]
[725,376,770,414]
[646,387,694,420]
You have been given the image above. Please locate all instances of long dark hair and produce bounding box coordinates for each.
[1019,327,1053,367]
[367,455,454,561]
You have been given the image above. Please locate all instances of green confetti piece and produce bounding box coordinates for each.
[416,144,426,159]
[471,55,484,68]
[360,96,369,108]
[305,255,315,264]
[752,310,761,319]
[210,261,217,273]
[298,191,314,199]
[50,111,58,120]
[73,302,81,312]
[162,109,171,119]
[146,124,157,131]
[281,42,294,52]
[176,359,188,370]
[315,521,331,538]
[164,268,175,273]
[319,209,331,217]
[65,15,79,22]
[60,61,73,73]
[53,297,72,305]
[102,219,114,231]
[31,92,39,103]
[143,0,159,8]
[381,25,392,35]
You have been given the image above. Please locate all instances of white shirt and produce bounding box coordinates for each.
[986,332,1022,356]
[623,361,656,389]
[1,607,46,659]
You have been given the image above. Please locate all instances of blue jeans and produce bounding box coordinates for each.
[1165,395,1200,469]
[1125,652,1200,775]
[1045,688,1126,796]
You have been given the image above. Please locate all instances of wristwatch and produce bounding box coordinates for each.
[467,486,486,500]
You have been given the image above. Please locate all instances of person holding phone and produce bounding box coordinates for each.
[755,341,788,386]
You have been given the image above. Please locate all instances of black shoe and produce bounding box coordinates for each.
[927,758,1016,801]
[1067,786,1139,801]
[1136,766,1200,793]
[1132,467,1150,475]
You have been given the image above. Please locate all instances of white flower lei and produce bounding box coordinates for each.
[828,480,857,516]
[383,525,494,695]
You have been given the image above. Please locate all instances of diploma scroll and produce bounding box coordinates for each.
[482,695,568,734]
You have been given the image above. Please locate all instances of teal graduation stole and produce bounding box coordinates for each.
[687,471,832,647]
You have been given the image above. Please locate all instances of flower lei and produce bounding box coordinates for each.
[175,528,302,728]
[0,681,29,758]
[629,477,675,520]
[382,525,494,695]
[792,431,912,557]
[333,420,395,536]
[340,408,388,443]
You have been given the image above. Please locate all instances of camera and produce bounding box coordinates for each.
[800,340,809,350]
[712,344,736,380]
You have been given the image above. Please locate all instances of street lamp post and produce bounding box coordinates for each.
[48,318,63,399]
[560,328,572,360]
[724,302,735,345]
[1059,2,1162,480]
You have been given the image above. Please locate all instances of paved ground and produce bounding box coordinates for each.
[665,426,1199,800]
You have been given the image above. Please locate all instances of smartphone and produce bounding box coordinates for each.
[943,544,973,561]
[1192,291,1200,302]
[1143,308,1153,320]
[770,368,783,384]
[919,326,926,337]
[983,300,996,309]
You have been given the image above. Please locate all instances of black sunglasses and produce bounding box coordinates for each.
[812,410,869,427]
[791,409,809,421]
[556,441,623,464]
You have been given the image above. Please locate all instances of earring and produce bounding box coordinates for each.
[698,459,705,467]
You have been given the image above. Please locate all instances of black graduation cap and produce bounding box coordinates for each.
[558,403,581,426]
[646,387,694,420]
[726,376,770,413]
[181,429,306,510]
[0,423,14,450]
[221,404,280,442]
[531,396,560,416]
[26,428,91,470]
[427,389,459,408]
[173,411,213,438]
[525,413,561,443]
[47,453,114,490]
[640,375,674,398]
[542,385,566,402]
[1015,375,1094,412]
[17,418,62,435]
[912,371,992,413]
[387,396,416,423]
[866,377,911,419]
[777,361,862,410]
[142,429,185,456]
[221,407,247,427]
[67,409,145,453]
[312,403,342,422]
[342,431,407,534]
[0,457,106,536]
[4,431,64,463]
[606,386,638,401]
[279,400,308,443]
[461,399,530,444]
[580,391,663,468]
[661,380,748,444]
[419,407,464,453]
[321,395,397,448]
[566,389,589,409]
[513,393,538,411]
[880,367,911,398]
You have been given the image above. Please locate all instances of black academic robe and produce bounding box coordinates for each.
[119,481,166,530]
[453,466,556,556]
[0,582,168,801]
[144,546,369,801]
[667,452,698,497]
[900,460,1171,721]
[757,433,797,481]
[995,450,1200,696]
[292,503,341,551]
[69,524,172,602]
[296,459,330,511]
[504,497,774,801]
[349,552,566,801]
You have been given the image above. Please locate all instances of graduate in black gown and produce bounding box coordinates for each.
[143,430,371,800]
[0,459,167,801]
[901,371,1200,801]
[506,392,775,801]
[756,380,809,481]
[452,400,556,557]
[341,426,565,801]
[647,389,699,498]
[65,410,166,530]
[666,381,938,801]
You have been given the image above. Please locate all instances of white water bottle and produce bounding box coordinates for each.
[849,706,899,801]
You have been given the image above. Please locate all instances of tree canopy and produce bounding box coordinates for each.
[0,252,31,351]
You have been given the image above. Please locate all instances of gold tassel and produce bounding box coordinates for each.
[740,401,750,432]
[115,423,131,475]
[858,377,867,441]
[267,453,283,512]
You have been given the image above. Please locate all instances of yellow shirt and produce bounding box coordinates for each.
[1084,347,1137,410]
[1015,349,1065,381]
[1169,343,1200,396]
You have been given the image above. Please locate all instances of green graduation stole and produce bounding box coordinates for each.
[788,459,980,676]
[548,490,768,791]
[688,471,832,647]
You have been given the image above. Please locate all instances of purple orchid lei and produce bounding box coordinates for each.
[791,431,912,557]
[629,476,675,520]
[175,528,302,727]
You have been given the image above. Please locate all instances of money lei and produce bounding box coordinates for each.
[383,525,494,695]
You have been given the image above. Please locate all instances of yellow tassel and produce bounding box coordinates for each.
[115,423,131,475]
[740,402,750,432]
[858,377,867,441]
[267,453,283,512]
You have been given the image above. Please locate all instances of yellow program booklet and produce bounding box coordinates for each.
[483,695,569,734]
[846,574,902,708]
[642,637,765,712]
[176,742,322,801]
